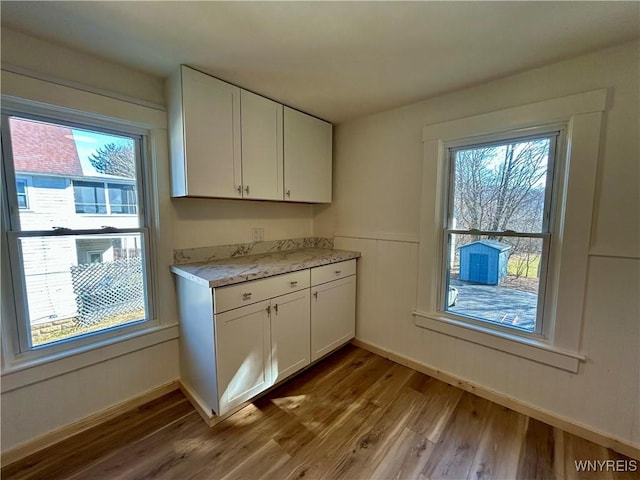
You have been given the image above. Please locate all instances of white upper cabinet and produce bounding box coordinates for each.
[167,65,332,202]
[168,65,241,198]
[283,107,333,203]
[241,90,284,201]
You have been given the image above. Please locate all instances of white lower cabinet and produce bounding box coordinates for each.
[215,300,272,415]
[311,274,356,362]
[270,289,311,383]
[176,260,355,424]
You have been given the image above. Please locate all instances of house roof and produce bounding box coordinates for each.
[460,240,512,252]
[11,118,83,177]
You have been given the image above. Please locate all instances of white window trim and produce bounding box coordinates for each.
[413,89,607,373]
[0,70,178,390]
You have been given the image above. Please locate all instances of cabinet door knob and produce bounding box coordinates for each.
[266,305,271,314]
[290,281,298,287]
[313,291,318,299]
[245,185,250,195]
[237,185,242,195]
[286,190,291,198]
[243,292,252,300]
[274,304,278,314]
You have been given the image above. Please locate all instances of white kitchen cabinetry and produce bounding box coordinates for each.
[284,106,333,203]
[167,65,241,198]
[310,260,357,361]
[176,258,355,424]
[270,289,311,383]
[168,65,332,203]
[215,300,272,414]
[241,90,284,200]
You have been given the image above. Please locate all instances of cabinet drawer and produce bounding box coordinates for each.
[214,269,310,313]
[311,259,356,286]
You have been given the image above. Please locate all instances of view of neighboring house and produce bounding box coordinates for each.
[11,118,140,326]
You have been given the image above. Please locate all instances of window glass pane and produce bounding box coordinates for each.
[8,117,140,230]
[451,138,551,233]
[16,179,28,209]
[108,183,137,214]
[19,233,147,347]
[73,181,107,214]
[444,233,544,333]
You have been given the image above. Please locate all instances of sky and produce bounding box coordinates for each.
[71,128,134,177]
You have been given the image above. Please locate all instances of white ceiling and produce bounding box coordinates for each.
[1,1,638,123]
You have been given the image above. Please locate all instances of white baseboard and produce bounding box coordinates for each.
[0,380,180,467]
[351,339,640,461]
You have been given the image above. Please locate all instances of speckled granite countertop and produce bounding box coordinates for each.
[171,247,360,288]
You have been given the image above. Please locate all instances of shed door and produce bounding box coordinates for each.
[469,253,489,283]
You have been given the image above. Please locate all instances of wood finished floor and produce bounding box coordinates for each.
[2,345,635,480]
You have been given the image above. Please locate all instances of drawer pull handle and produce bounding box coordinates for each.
[335,270,341,274]
[290,281,298,287]
[243,292,252,300]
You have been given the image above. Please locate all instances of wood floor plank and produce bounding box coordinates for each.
[405,373,464,443]
[516,417,558,480]
[4,346,634,480]
[369,427,435,480]
[2,390,194,480]
[421,392,493,480]
[467,403,528,480]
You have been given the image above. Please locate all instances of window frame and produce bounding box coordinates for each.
[413,90,607,373]
[1,109,158,357]
[439,128,561,337]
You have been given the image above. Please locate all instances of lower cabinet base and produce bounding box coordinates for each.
[180,337,354,427]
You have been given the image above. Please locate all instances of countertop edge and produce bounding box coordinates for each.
[171,250,361,289]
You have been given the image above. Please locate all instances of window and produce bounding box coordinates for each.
[108,183,137,214]
[87,252,104,264]
[72,181,137,215]
[16,178,28,209]
[442,132,558,334]
[73,180,107,214]
[414,90,606,372]
[2,114,154,351]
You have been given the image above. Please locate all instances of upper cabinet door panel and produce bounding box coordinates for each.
[181,66,242,198]
[241,90,283,201]
[283,107,332,203]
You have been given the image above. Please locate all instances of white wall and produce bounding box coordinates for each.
[0,28,314,453]
[315,41,640,447]
[171,198,312,249]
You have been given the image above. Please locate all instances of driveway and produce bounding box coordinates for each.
[448,279,537,331]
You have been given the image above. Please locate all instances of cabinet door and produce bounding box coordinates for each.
[271,290,311,383]
[241,90,284,200]
[215,300,272,415]
[283,107,332,203]
[311,275,356,361]
[182,66,242,198]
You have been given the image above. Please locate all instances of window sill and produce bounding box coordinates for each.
[1,323,179,393]
[413,310,584,372]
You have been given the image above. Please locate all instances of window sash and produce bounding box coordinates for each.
[440,131,559,337]
[446,131,559,235]
[439,229,551,336]
[1,111,155,354]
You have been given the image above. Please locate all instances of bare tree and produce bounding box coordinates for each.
[88,142,135,179]
[452,138,550,279]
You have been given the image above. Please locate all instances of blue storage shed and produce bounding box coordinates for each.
[459,240,512,285]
